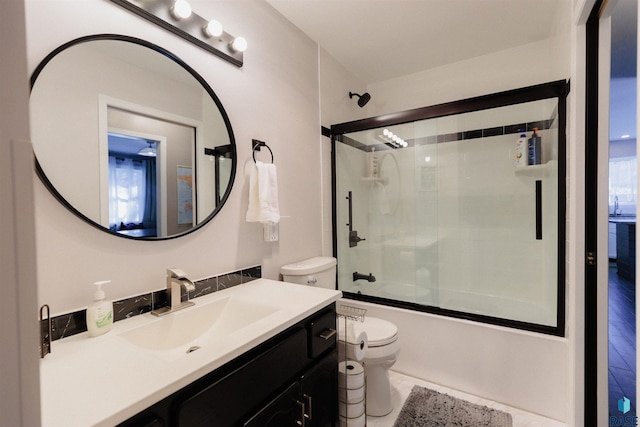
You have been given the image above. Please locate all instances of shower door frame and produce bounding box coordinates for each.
[331,79,569,337]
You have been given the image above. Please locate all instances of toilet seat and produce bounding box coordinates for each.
[362,317,398,347]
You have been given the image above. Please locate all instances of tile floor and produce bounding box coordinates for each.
[366,371,567,427]
[608,265,636,416]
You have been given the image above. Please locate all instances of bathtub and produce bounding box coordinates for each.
[337,297,569,422]
[342,281,557,327]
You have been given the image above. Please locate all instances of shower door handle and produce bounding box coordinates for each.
[535,180,542,240]
[346,191,366,247]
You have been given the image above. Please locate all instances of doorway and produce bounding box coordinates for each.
[608,0,637,418]
[107,132,159,237]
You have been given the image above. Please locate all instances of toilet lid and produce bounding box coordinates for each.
[362,317,398,347]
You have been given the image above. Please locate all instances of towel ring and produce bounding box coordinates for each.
[252,139,274,163]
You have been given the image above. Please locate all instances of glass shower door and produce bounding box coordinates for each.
[332,81,567,335]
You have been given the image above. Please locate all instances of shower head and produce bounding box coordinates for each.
[349,91,371,108]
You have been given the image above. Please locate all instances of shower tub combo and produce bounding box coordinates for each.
[329,81,570,420]
[332,81,566,335]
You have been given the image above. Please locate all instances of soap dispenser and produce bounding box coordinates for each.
[86,280,113,337]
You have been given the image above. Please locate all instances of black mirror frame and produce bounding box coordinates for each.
[30,34,237,241]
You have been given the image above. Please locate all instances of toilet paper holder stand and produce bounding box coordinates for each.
[337,305,367,425]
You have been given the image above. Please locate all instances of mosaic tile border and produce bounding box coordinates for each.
[42,266,261,342]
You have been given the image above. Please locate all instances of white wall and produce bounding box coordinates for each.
[318,48,372,255]
[367,35,571,117]
[26,0,324,313]
[1,1,41,425]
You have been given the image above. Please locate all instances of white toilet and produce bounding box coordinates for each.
[281,257,400,417]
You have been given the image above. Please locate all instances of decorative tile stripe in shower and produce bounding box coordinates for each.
[415,119,555,147]
[42,266,262,342]
[338,119,555,152]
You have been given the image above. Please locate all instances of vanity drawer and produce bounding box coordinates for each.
[307,308,337,359]
[175,327,308,427]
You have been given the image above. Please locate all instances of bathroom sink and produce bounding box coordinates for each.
[118,296,279,352]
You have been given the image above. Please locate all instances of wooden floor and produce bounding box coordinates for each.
[609,265,636,416]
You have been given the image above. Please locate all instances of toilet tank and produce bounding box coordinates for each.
[280,257,337,289]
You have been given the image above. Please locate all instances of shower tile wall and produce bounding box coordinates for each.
[435,131,557,325]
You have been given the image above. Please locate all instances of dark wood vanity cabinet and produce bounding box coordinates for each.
[243,353,338,427]
[118,304,338,427]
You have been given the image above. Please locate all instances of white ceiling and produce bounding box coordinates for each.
[266,0,636,140]
[266,0,569,84]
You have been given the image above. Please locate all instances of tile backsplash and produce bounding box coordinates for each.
[43,266,261,342]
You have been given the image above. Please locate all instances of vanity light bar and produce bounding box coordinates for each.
[110,0,245,67]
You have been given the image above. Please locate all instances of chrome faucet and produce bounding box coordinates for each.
[152,268,196,316]
[614,195,622,216]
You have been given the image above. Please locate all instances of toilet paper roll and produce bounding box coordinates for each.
[337,321,368,362]
[337,320,366,343]
[338,338,368,362]
[339,385,365,404]
[339,399,365,418]
[338,361,365,390]
[339,412,366,427]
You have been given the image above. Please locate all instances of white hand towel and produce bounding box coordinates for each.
[246,161,280,224]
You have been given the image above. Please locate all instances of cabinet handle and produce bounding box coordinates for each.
[303,394,312,420]
[319,328,336,340]
[296,400,306,426]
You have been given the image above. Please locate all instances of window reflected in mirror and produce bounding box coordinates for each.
[108,133,159,237]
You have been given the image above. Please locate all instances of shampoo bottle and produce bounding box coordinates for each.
[87,280,113,337]
[527,128,542,165]
[515,132,527,166]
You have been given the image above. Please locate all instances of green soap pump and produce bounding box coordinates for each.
[86,280,114,337]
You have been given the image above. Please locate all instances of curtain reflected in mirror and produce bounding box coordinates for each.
[106,106,195,237]
[108,133,158,237]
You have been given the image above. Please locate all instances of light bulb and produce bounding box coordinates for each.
[383,129,390,137]
[203,20,223,38]
[170,0,191,20]
[230,36,248,53]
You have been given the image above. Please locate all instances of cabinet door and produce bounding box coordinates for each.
[175,328,308,427]
[300,351,338,427]
[243,382,303,427]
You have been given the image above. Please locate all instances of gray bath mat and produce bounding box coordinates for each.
[393,385,513,427]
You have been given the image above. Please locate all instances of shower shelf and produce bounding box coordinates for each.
[514,160,557,176]
[337,304,367,322]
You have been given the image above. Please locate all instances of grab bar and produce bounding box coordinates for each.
[346,191,365,247]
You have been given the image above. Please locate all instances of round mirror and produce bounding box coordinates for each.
[30,34,236,240]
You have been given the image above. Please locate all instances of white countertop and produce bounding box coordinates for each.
[609,215,636,224]
[40,279,341,427]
